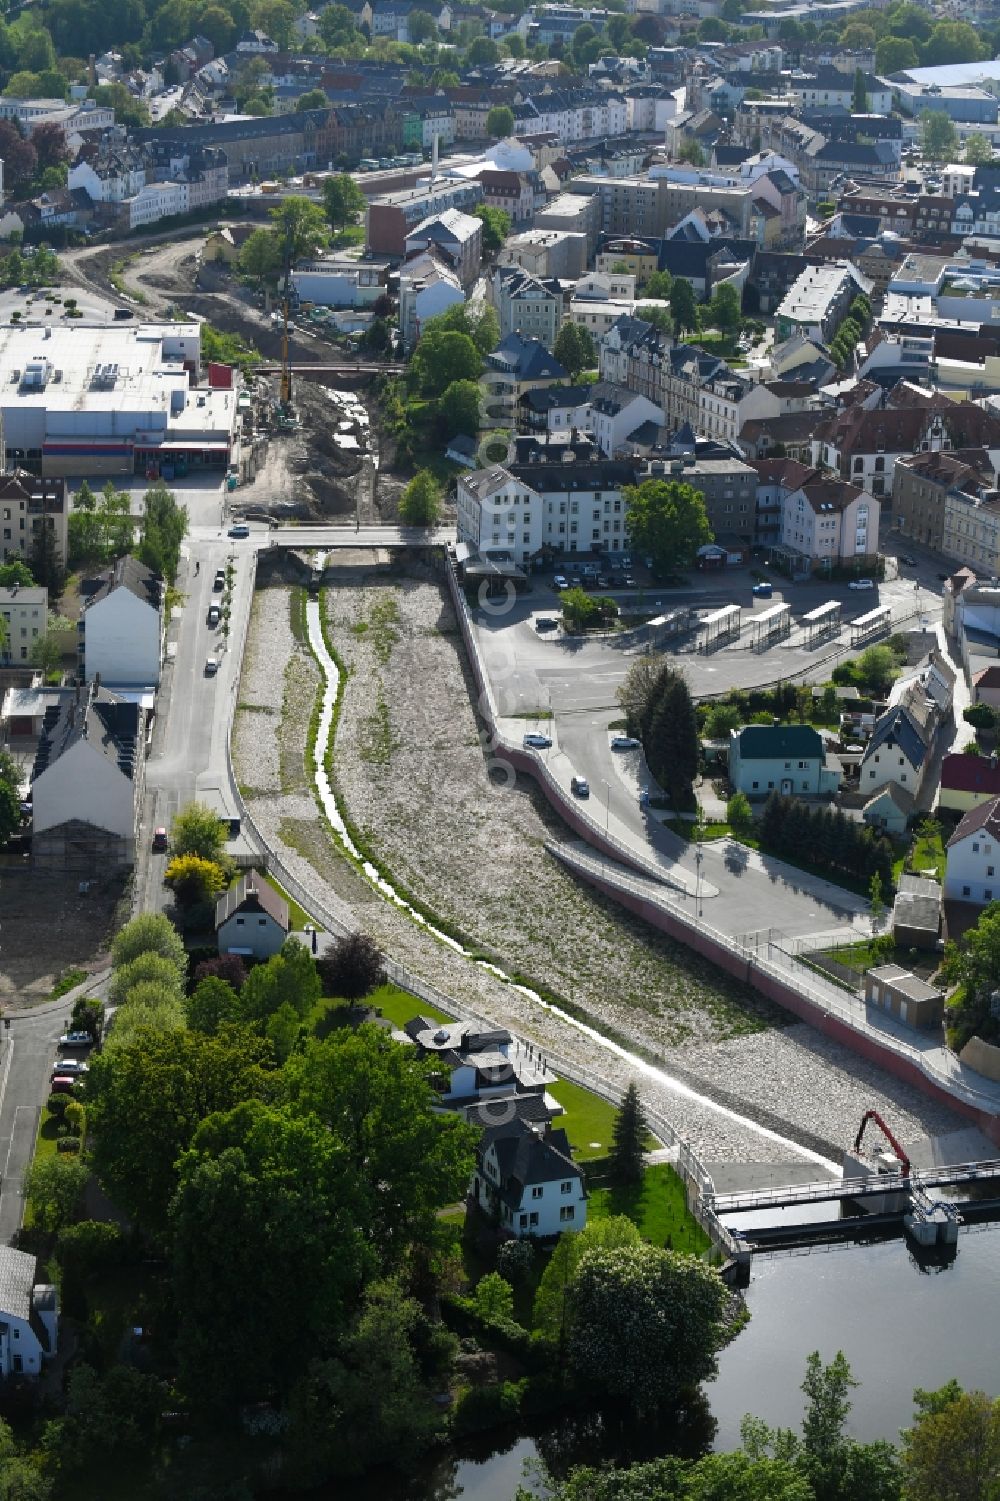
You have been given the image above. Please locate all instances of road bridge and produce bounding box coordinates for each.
[710,1157,1000,1215]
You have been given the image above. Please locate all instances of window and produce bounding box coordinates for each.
[531,1185,543,1199]
[991,867,996,878]
[964,885,971,897]
[987,889,994,901]
[519,1213,528,1228]
[560,1205,575,1222]
[529,1212,539,1227]
[974,842,980,853]
[236,917,244,926]
[752,780,759,789]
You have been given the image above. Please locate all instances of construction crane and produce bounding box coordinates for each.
[854,1109,911,1178]
[279,217,294,414]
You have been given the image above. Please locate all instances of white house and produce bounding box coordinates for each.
[0,1247,58,1377]
[729,723,841,799]
[0,584,46,665]
[584,383,664,456]
[399,251,464,353]
[31,686,146,869]
[859,701,933,800]
[471,1118,587,1237]
[81,555,162,688]
[944,796,1000,905]
[215,871,290,959]
[403,1016,558,1109]
[780,478,879,569]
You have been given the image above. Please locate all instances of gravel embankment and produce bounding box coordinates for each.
[233,579,966,1164]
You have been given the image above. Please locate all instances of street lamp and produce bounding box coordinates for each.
[695,844,704,917]
[601,778,611,837]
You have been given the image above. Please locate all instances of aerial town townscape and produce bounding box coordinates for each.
[3,0,1000,1493]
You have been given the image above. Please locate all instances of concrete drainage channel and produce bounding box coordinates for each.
[302,585,838,1183]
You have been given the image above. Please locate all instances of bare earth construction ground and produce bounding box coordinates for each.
[233,570,964,1162]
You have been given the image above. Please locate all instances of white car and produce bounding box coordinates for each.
[849,578,875,591]
[524,732,553,749]
[51,1058,89,1077]
[58,1031,92,1048]
[553,574,569,590]
[611,735,640,751]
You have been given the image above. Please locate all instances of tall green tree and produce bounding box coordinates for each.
[138,481,187,585]
[474,202,511,256]
[964,131,993,165]
[237,226,281,284]
[110,912,187,972]
[608,1081,649,1186]
[22,1156,89,1233]
[238,937,321,1025]
[171,1100,372,1405]
[553,320,597,378]
[439,378,481,438]
[646,669,699,808]
[29,520,64,598]
[0,749,21,845]
[323,172,366,231]
[486,103,514,137]
[170,801,228,863]
[851,66,869,112]
[399,468,442,526]
[901,1382,1000,1501]
[670,276,699,335]
[623,477,712,573]
[875,34,918,72]
[920,109,958,160]
[269,194,329,263]
[411,327,482,395]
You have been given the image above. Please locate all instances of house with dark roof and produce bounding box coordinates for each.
[215,871,290,959]
[815,400,1000,506]
[483,332,568,421]
[0,1246,58,1377]
[729,723,841,800]
[945,795,1000,905]
[30,685,145,869]
[471,1116,587,1237]
[860,702,933,802]
[80,554,163,688]
[403,1016,559,1113]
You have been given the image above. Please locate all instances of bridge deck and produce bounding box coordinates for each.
[710,1159,1000,1215]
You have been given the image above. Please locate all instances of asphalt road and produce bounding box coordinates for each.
[0,998,75,1244]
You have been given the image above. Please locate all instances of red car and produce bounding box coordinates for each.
[50,1076,76,1095]
[152,827,168,851]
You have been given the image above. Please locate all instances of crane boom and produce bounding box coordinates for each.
[854,1109,911,1177]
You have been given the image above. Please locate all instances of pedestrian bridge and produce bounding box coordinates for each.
[708,1158,1000,1215]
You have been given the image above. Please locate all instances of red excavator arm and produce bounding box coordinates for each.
[854,1109,911,1177]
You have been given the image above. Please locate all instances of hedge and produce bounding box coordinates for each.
[440,1293,534,1361]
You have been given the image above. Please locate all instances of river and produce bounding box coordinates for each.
[341,1219,1000,1501]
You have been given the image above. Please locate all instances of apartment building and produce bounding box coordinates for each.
[534,191,602,258]
[490,266,563,349]
[820,404,1000,506]
[775,261,871,342]
[0,475,68,574]
[499,229,588,281]
[0,584,46,665]
[399,252,464,352]
[366,179,483,256]
[780,476,879,569]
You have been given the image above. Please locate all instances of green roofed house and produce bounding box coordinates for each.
[729,724,842,800]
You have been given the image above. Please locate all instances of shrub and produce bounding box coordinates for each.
[726,791,753,831]
[46,1092,70,1117]
[57,1137,81,1154]
[451,1379,527,1438]
[192,953,247,992]
[111,913,186,972]
[496,1237,535,1285]
[964,702,995,732]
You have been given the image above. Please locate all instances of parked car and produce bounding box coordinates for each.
[752,582,773,599]
[899,554,915,566]
[569,575,582,588]
[213,570,226,591]
[523,732,553,749]
[51,1059,88,1078]
[536,616,558,631]
[207,604,221,627]
[152,826,168,852]
[623,575,636,588]
[611,735,640,750]
[50,1076,77,1095]
[849,578,875,591]
[228,523,250,539]
[571,775,590,798]
[553,574,568,590]
[205,657,219,676]
[58,1031,92,1048]
[596,574,609,588]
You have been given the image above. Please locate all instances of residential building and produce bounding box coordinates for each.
[775,261,871,343]
[891,448,996,553]
[891,871,941,950]
[0,584,46,665]
[939,751,1000,814]
[291,255,391,309]
[30,685,146,869]
[482,333,568,422]
[79,555,162,689]
[586,384,664,456]
[534,191,602,258]
[0,474,68,575]
[973,667,1000,711]
[943,471,1000,575]
[729,724,840,800]
[471,1117,587,1238]
[818,405,1000,507]
[475,168,535,225]
[780,476,878,569]
[945,796,1000,904]
[403,208,482,289]
[215,871,290,959]
[860,701,933,801]
[134,109,335,183]
[366,180,483,257]
[518,384,592,433]
[499,229,588,282]
[648,453,758,541]
[491,266,563,349]
[0,1247,58,1377]
[399,251,464,352]
[864,966,944,1032]
[403,1016,558,1112]
[863,782,916,837]
[789,67,891,115]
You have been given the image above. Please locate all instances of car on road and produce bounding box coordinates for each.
[207,604,221,627]
[849,578,875,591]
[228,523,250,539]
[523,732,553,749]
[623,575,636,588]
[205,656,219,676]
[51,1059,88,1078]
[58,1031,92,1049]
[611,735,640,750]
[535,616,558,631]
[899,554,915,566]
[596,574,609,588]
[752,582,773,598]
[553,574,568,590]
[213,570,226,591]
[50,1076,78,1094]
[569,575,582,588]
[152,826,168,852]
[571,775,590,798]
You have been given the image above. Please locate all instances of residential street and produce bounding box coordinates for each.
[0,997,75,1244]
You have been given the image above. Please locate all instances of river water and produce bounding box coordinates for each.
[345,1219,1000,1501]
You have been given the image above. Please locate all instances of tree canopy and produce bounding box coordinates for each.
[622,478,712,574]
[399,469,442,526]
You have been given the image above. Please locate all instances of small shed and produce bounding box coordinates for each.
[863,783,915,837]
[864,964,944,1032]
[215,871,290,960]
[892,871,942,950]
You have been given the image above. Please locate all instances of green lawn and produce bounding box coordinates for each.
[548,1078,619,1161]
[588,1162,710,1256]
[261,874,312,931]
[366,982,453,1027]
[33,1103,65,1164]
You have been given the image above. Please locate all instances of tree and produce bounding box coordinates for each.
[855,644,897,695]
[283,1024,477,1261]
[186,976,241,1035]
[677,137,706,167]
[31,121,68,173]
[269,194,329,263]
[474,1271,515,1323]
[474,203,511,256]
[408,8,438,40]
[965,131,993,165]
[706,702,742,738]
[851,67,869,113]
[869,872,884,932]
[670,276,699,335]
[616,654,667,736]
[411,327,482,395]
[22,1155,89,1233]
[29,521,65,598]
[567,1244,727,1411]
[164,854,227,909]
[110,912,186,973]
[422,300,499,356]
[316,931,387,1001]
[923,19,984,65]
[237,226,281,283]
[93,81,149,128]
[623,477,712,574]
[296,87,330,111]
[710,281,742,335]
[553,321,597,379]
[171,801,228,863]
[466,34,499,64]
[727,791,753,832]
[608,1081,648,1186]
[138,481,187,585]
[87,1027,275,1237]
[193,953,247,991]
[876,34,918,72]
[901,1383,1000,1501]
[0,121,37,193]
[0,749,22,846]
[646,670,699,807]
[171,1100,371,1405]
[399,468,442,526]
[943,900,1000,1046]
[644,269,673,299]
[29,616,65,679]
[108,952,184,1009]
[920,109,959,161]
[239,938,321,1025]
[439,378,481,438]
[0,560,33,587]
[0,1415,53,1499]
[561,587,617,631]
[322,172,365,231]
[486,103,515,138]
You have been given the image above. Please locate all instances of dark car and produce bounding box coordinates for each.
[152,826,168,852]
[571,775,590,798]
[536,616,558,631]
[213,570,226,591]
[207,604,221,627]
